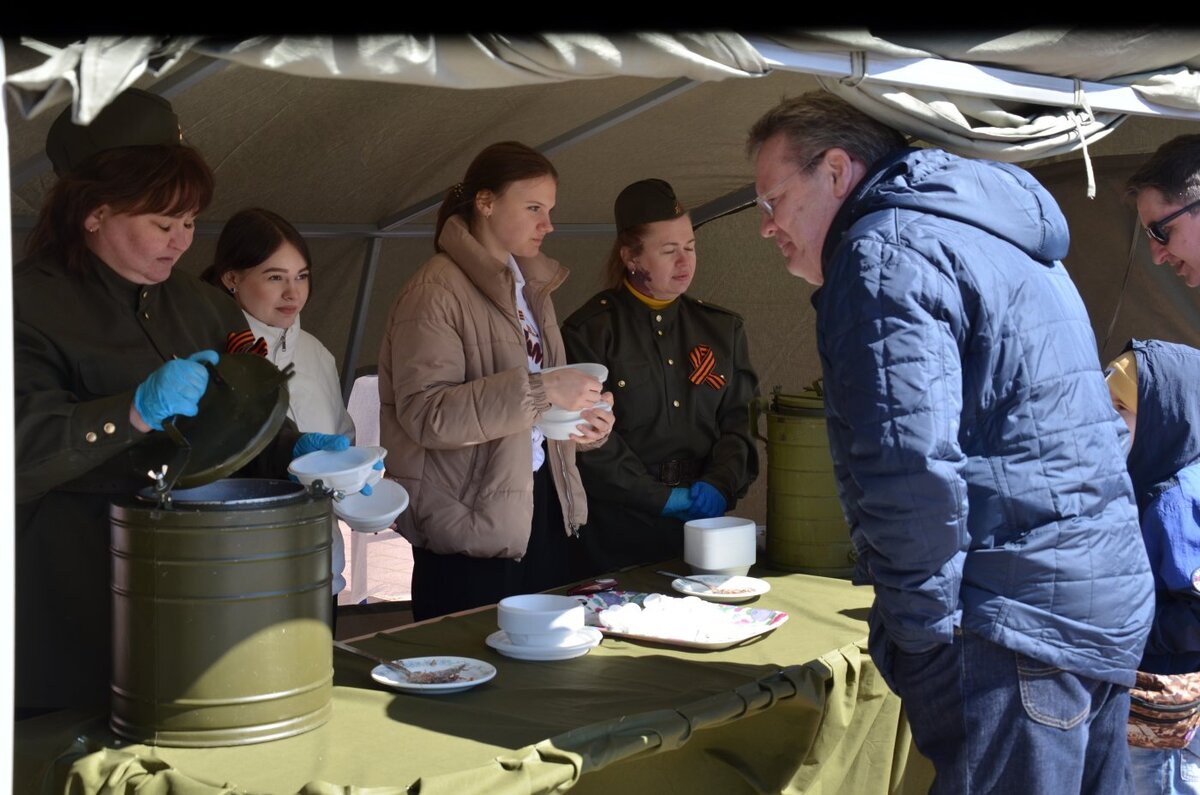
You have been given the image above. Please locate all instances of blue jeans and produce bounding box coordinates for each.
[888,629,1134,794]
[1131,733,1200,794]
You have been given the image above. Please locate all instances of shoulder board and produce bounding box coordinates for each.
[684,294,744,320]
[564,290,620,327]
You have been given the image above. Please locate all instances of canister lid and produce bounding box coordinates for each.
[130,353,293,491]
[771,381,825,415]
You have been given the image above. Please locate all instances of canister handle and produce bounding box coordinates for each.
[749,394,769,445]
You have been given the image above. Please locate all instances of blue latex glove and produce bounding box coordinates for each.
[292,433,350,458]
[133,350,219,431]
[687,481,727,520]
[661,487,692,521]
[359,460,385,496]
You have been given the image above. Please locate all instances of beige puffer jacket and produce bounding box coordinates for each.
[379,215,592,558]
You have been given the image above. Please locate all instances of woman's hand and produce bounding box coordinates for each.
[571,391,615,443]
[130,350,219,432]
[542,368,603,411]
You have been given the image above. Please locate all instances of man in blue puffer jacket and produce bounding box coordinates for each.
[747,92,1154,793]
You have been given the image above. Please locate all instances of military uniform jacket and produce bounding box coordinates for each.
[561,287,759,568]
[14,251,297,710]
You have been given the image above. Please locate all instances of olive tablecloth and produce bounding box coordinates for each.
[14,564,934,794]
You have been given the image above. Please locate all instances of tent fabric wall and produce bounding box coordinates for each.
[8,30,1200,527]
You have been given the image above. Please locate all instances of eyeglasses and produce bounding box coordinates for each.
[755,149,829,219]
[1145,197,1200,245]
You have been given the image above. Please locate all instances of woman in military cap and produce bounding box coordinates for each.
[561,178,760,574]
[15,89,342,713]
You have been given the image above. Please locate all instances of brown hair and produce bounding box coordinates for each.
[746,92,907,173]
[1126,134,1200,205]
[433,141,557,253]
[27,144,214,273]
[602,224,650,289]
[200,207,314,292]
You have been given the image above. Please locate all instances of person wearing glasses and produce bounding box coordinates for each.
[560,179,760,575]
[746,92,1153,793]
[1127,134,1200,288]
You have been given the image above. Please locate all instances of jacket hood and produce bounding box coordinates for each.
[825,147,1069,267]
[1126,338,1200,513]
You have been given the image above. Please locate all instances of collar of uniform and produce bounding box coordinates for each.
[615,281,681,329]
[88,248,158,310]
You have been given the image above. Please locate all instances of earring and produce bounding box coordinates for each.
[86,225,98,233]
[229,286,237,295]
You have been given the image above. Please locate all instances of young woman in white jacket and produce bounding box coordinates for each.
[201,208,356,626]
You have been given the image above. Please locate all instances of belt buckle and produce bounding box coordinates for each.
[661,460,681,486]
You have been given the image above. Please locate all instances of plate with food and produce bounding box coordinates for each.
[574,591,788,650]
[669,574,770,604]
[370,656,496,694]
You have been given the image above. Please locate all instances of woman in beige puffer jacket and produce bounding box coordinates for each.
[379,141,614,620]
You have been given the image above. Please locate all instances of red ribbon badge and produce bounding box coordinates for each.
[225,329,269,357]
[688,345,726,390]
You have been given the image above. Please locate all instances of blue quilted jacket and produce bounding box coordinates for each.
[815,147,1153,687]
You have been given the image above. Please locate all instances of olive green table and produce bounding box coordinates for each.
[14,564,934,794]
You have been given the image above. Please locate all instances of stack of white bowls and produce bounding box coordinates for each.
[684,516,758,576]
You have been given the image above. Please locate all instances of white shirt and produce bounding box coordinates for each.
[244,310,356,594]
[508,256,546,472]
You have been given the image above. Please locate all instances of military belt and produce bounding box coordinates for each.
[648,458,701,486]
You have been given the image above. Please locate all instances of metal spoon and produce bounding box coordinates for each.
[332,639,416,679]
[656,570,714,592]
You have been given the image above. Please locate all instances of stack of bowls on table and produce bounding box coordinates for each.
[684,516,758,576]
[536,363,612,440]
[485,594,603,660]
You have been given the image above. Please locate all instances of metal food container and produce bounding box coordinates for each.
[109,353,334,746]
[750,383,855,578]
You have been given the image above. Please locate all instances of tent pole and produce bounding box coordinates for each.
[341,236,382,402]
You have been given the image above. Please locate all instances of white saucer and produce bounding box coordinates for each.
[371,656,496,694]
[485,627,602,660]
[334,478,410,532]
[670,575,770,604]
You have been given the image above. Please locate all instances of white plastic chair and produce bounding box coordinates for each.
[344,372,408,604]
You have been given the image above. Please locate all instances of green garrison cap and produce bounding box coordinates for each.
[614,178,686,233]
[45,88,182,176]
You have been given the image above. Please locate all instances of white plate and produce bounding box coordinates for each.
[370,656,496,694]
[485,627,602,660]
[670,575,770,604]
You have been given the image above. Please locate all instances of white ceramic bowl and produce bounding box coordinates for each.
[288,445,386,493]
[540,363,609,422]
[684,516,757,576]
[332,478,410,532]
[537,400,612,439]
[497,594,586,646]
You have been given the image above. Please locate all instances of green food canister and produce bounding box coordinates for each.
[750,383,855,578]
[109,353,334,747]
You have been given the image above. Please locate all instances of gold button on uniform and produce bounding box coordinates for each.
[656,330,663,336]
[103,422,116,435]
[600,299,608,305]
[142,311,150,320]
[141,291,149,299]
[655,314,662,322]
[667,358,674,365]
[672,400,680,408]
[618,380,626,388]
[85,431,98,443]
